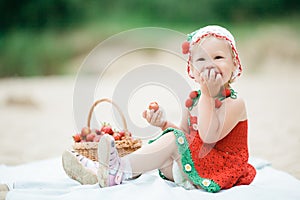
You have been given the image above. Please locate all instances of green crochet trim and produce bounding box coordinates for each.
[187,30,198,42]
[149,128,221,193]
[158,169,169,180]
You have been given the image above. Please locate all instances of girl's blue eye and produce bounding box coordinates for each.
[215,56,224,59]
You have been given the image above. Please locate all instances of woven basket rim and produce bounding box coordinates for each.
[73,139,142,149]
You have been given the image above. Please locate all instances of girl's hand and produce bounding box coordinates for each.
[142,108,166,128]
[200,67,223,97]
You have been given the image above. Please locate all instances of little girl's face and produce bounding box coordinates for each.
[190,36,237,85]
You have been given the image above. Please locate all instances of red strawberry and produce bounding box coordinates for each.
[148,102,159,112]
[101,126,114,135]
[119,131,126,138]
[215,99,222,108]
[113,132,121,141]
[86,133,96,142]
[96,129,102,135]
[189,91,198,99]
[185,99,193,108]
[72,134,81,142]
[221,88,231,97]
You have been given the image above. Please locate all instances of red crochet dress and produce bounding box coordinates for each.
[149,105,256,192]
[185,115,256,190]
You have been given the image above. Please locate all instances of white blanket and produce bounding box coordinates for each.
[1,157,300,200]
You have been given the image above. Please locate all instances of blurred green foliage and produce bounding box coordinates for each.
[0,0,299,77]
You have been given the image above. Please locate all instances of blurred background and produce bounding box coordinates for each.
[1,0,300,77]
[0,0,300,179]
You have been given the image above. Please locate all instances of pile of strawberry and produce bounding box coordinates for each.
[72,123,130,143]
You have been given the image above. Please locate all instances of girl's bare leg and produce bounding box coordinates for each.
[125,132,180,180]
[98,132,186,187]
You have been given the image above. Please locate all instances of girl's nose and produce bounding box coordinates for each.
[204,62,218,71]
[196,60,216,72]
[203,59,216,69]
[205,65,215,70]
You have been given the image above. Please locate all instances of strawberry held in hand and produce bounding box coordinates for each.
[148,102,159,112]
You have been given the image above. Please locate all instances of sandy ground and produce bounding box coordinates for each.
[0,38,300,180]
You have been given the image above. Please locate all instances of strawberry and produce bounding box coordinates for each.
[148,102,159,111]
[113,132,121,141]
[118,131,126,138]
[189,91,198,99]
[185,99,193,108]
[86,133,96,142]
[72,134,81,142]
[101,125,114,135]
[221,88,231,97]
[96,129,102,135]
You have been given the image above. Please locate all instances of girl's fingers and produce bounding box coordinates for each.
[150,110,159,124]
[150,111,159,125]
[149,111,155,124]
[216,73,223,84]
[142,110,147,119]
[209,69,216,80]
[203,69,209,80]
[144,108,164,126]
[146,110,153,122]
[156,111,163,123]
[145,110,150,122]
[200,72,205,82]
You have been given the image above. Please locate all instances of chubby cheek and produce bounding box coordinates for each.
[221,72,231,84]
[220,63,235,83]
[191,67,201,81]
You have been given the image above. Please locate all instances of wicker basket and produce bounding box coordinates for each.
[73,98,142,161]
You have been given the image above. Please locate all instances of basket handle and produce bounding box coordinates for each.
[87,98,128,132]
